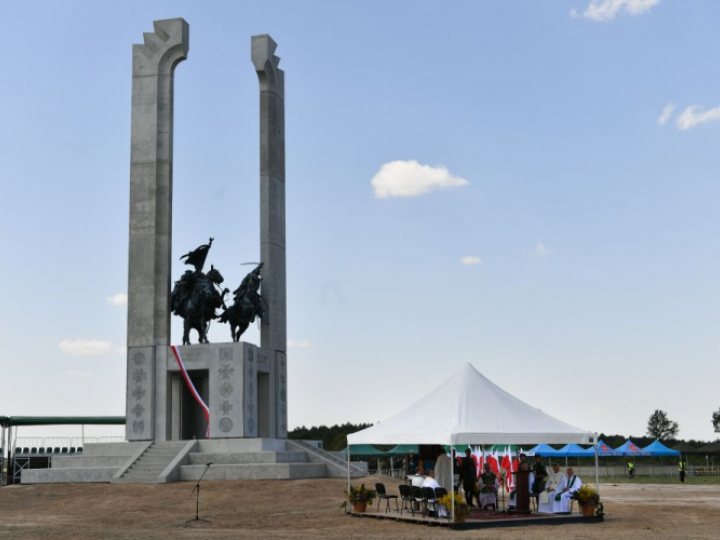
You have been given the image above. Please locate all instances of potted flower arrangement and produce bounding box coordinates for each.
[343,484,377,513]
[572,485,603,518]
[438,492,471,523]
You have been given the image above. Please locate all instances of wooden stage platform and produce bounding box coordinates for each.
[348,508,602,530]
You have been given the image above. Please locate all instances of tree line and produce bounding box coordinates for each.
[289,408,720,452]
[288,422,372,451]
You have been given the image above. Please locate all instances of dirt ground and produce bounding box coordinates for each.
[0,474,717,540]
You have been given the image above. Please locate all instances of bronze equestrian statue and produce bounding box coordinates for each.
[219,263,267,342]
[171,238,229,345]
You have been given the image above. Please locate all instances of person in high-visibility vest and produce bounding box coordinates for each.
[628,461,635,478]
[679,458,687,483]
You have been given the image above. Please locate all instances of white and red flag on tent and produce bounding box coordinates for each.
[486,447,500,475]
[170,345,210,437]
[501,446,515,490]
[472,446,483,478]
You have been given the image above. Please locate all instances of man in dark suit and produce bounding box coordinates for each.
[460,448,478,507]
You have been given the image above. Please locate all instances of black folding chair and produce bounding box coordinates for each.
[422,487,439,518]
[375,483,399,514]
[399,484,415,516]
[411,486,427,517]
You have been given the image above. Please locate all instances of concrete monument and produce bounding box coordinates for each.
[21,18,367,485]
[125,19,288,442]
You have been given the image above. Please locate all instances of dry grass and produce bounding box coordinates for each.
[0,474,718,539]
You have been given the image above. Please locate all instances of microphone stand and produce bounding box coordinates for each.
[187,462,213,523]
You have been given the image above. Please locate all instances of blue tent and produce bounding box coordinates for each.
[597,440,616,456]
[614,439,650,456]
[528,443,562,456]
[557,443,595,458]
[642,440,680,456]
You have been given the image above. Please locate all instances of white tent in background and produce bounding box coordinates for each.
[347,363,596,446]
[346,363,599,522]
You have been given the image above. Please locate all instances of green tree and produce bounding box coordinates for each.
[646,409,679,440]
[712,408,720,433]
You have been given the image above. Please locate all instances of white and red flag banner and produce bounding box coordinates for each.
[471,446,483,478]
[170,345,210,436]
[501,446,515,490]
[486,447,499,475]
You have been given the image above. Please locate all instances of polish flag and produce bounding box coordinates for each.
[502,446,516,490]
[475,446,485,479]
[486,447,500,475]
[469,446,481,476]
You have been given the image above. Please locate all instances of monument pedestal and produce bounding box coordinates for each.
[126,342,287,442]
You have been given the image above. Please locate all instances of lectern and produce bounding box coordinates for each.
[514,469,531,513]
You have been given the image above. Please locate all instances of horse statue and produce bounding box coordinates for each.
[171,239,228,345]
[219,263,267,342]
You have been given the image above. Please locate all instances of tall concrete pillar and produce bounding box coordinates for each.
[126,19,189,441]
[252,35,288,437]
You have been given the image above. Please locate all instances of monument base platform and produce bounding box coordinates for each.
[21,439,366,485]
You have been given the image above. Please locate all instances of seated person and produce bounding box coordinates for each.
[557,468,582,514]
[411,465,426,488]
[422,469,447,517]
[532,455,548,497]
[538,463,567,513]
[478,463,499,510]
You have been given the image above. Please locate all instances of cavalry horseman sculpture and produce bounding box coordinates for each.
[171,238,228,345]
[220,262,267,342]
[171,238,268,344]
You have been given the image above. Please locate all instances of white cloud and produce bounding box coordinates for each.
[460,256,482,266]
[656,103,675,126]
[535,243,551,257]
[570,0,660,22]
[106,292,127,306]
[59,339,113,357]
[371,160,468,198]
[287,339,312,349]
[676,105,720,130]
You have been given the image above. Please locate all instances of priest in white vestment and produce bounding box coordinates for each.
[411,466,427,488]
[434,450,453,493]
[538,464,567,514]
[422,469,447,517]
[558,468,582,513]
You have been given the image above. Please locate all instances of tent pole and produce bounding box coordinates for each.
[594,440,600,495]
[346,446,351,514]
[1,425,5,487]
[450,443,455,525]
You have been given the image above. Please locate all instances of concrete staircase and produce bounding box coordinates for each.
[114,441,187,484]
[21,439,366,484]
[180,439,326,481]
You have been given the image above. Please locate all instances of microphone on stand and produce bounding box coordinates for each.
[187,461,214,523]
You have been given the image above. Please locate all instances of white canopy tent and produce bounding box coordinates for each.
[346,363,599,521]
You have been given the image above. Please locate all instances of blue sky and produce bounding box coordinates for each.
[1,0,719,441]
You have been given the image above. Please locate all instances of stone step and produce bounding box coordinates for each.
[127,467,166,473]
[188,451,307,465]
[180,462,327,481]
[52,456,129,469]
[22,467,118,484]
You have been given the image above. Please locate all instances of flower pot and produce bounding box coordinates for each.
[581,504,596,517]
[352,501,367,513]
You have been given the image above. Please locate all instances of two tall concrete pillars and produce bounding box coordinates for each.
[252,35,288,438]
[126,19,189,441]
